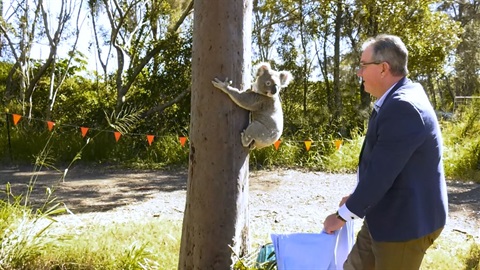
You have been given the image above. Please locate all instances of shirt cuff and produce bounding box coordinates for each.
[338,204,360,221]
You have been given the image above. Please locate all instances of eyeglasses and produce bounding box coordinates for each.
[357,61,382,72]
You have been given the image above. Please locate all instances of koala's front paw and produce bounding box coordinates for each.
[211,78,231,92]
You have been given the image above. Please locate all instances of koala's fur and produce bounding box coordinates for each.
[212,62,293,149]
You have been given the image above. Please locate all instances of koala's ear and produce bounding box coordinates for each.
[255,62,271,77]
[279,71,293,87]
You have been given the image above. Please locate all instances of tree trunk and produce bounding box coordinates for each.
[333,0,343,131]
[178,0,252,269]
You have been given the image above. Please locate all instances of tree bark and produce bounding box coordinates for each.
[178,0,252,269]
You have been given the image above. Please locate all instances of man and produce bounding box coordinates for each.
[323,34,448,270]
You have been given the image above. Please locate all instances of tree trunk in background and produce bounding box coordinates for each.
[178,0,252,269]
[333,0,343,129]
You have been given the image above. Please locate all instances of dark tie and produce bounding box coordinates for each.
[358,108,377,163]
[369,107,378,123]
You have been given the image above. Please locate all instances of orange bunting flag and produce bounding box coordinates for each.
[334,139,343,150]
[114,131,121,142]
[179,136,187,147]
[304,140,312,151]
[147,135,155,146]
[273,139,281,150]
[47,121,55,131]
[12,114,22,125]
[80,127,89,138]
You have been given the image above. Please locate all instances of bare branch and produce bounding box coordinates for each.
[170,0,194,33]
[141,87,191,118]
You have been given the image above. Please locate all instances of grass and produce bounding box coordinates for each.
[1,187,181,269]
[0,192,64,269]
[421,231,479,270]
[36,218,182,270]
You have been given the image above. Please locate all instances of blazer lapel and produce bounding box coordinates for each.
[358,77,408,162]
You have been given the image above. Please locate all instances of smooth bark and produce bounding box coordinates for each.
[178,0,253,269]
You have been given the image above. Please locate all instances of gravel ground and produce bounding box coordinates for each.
[1,166,479,245]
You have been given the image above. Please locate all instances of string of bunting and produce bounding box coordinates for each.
[6,113,344,151]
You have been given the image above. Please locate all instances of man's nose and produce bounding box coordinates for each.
[356,68,363,77]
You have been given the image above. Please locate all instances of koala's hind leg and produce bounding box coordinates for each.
[241,130,256,149]
[241,122,275,149]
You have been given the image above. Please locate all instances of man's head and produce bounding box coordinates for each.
[357,34,408,98]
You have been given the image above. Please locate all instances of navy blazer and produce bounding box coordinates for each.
[346,77,448,242]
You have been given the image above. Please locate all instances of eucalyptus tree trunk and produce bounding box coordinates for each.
[333,0,343,123]
[178,0,252,269]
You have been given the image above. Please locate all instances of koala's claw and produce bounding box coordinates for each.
[211,78,224,89]
[212,77,232,90]
[223,78,232,86]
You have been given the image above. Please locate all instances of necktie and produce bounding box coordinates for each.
[358,108,377,162]
[369,107,378,122]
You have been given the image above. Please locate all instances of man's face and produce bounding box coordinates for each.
[357,46,383,98]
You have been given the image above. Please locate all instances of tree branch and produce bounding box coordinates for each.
[141,87,191,118]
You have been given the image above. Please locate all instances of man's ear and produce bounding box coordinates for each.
[382,62,390,73]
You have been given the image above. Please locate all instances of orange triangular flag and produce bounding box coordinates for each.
[179,136,187,147]
[273,139,281,150]
[80,127,89,138]
[114,131,121,142]
[47,121,55,131]
[334,139,343,150]
[304,140,312,151]
[147,135,155,146]
[12,114,21,125]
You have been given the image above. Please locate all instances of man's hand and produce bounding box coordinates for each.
[323,213,346,234]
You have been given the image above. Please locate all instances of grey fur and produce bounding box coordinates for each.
[212,62,293,149]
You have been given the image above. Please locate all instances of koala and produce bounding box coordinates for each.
[212,62,293,149]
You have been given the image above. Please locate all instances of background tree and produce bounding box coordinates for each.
[0,0,85,118]
[439,0,480,104]
[346,0,462,109]
[87,0,193,113]
[178,0,252,268]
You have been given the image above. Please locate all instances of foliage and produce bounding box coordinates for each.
[464,242,480,270]
[323,131,363,173]
[233,243,276,270]
[0,169,65,269]
[126,135,190,169]
[442,101,480,182]
[35,219,182,270]
[0,208,181,269]
[134,32,192,135]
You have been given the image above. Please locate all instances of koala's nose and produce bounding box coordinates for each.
[271,85,278,95]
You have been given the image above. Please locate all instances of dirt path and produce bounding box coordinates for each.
[0,165,478,242]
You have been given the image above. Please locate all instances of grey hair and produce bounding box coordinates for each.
[361,34,409,76]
